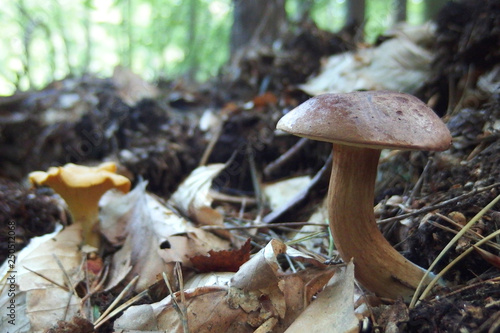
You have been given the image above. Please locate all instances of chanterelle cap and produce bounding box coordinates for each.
[277,90,452,151]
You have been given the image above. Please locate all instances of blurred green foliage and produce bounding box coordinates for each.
[0,0,426,95]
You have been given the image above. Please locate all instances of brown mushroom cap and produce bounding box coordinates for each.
[277,90,451,151]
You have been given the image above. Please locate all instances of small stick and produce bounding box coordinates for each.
[410,192,500,308]
[200,221,327,231]
[199,120,224,166]
[247,143,264,221]
[416,228,500,306]
[407,158,433,205]
[22,266,68,291]
[93,290,149,329]
[377,182,500,224]
[163,266,189,333]
[264,137,309,177]
[262,153,332,224]
[94,275,139,327]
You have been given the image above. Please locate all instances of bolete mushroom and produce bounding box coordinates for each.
[29,162,131,248]
[276,90,452,300]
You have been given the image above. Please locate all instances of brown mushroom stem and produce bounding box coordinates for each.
[328,144,430,300]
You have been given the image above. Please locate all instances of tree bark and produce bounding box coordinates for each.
[394,0,407,22]
[346,0,365,40]
[229,0,287,59]
[347,0,365,27]
[424,0,447,21]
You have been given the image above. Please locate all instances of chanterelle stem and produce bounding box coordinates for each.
[328,144,430,300]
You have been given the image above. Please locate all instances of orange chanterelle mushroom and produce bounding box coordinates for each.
[277,90,452,300]
[29,162,131,248]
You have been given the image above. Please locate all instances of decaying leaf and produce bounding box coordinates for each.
[284,260,359,333]
[99,180,230,291]
[263,176,312,211]
[170,164,226,228]
[112,65,159,106]
[190,238,252,273]
[0,224,83,333]
[114,239,337,333]
[299,23,434,96]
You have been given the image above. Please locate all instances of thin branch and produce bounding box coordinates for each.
[377,182,500,224]
[93,275,139,327]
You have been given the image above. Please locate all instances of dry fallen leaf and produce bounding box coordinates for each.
[0,224,83,333]
[100,180,230,291]
[112,65,159,106]
[299,23,434,95]
[170,164,226,228]
[190,238,252,273]
[284,260,359,333]
[114,239,337,333]
[263,176,312,211]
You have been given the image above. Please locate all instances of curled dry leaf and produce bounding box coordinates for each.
[190,238,252,273]
[114,239,336,333]
[99,181,230,291]
[0,224,83,333]
[299,23,434,95]
[170,164,228,233]
[284,260,359,333]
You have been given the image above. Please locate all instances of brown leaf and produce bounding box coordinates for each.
[190,238,252,273]
[100,181,230,291]
[253,92,278,108]
[114,239,337,333]
[284,261,359,333]
[112,65,159,106]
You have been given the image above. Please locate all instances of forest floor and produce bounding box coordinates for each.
[1,1,500,332]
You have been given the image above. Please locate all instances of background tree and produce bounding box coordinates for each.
[394,0,407,22]
[346,0,365,39]
[424,0,448,20]
[0,0,434,95]
[229,0,287,61]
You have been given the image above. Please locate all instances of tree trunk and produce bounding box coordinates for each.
[424,0,447,21]
[229,0,287,60]
[185,0,199,81]
[394,0,407,22]
[346,0,365,40]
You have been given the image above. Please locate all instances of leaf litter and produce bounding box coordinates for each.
[1,1,500,331]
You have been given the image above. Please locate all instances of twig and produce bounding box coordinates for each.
[52,254,80,321]
[93,275,139,327]
[247,143,264,221]
[262,153,332,224]
[163,264,189,333]
[22,266,68,291]
[377,182,500,225]
[264,137,309,177]
[407,158,433,205]
[93,289,149,329]
[410,192,500,308]
[209,190,257,205]
[200,221,327,231]
[199,118,224,166]
[426,214,500,252]
[416,228,500,306]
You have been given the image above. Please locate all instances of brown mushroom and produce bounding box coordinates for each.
[276,90,452,300]
[29,162,131,248]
